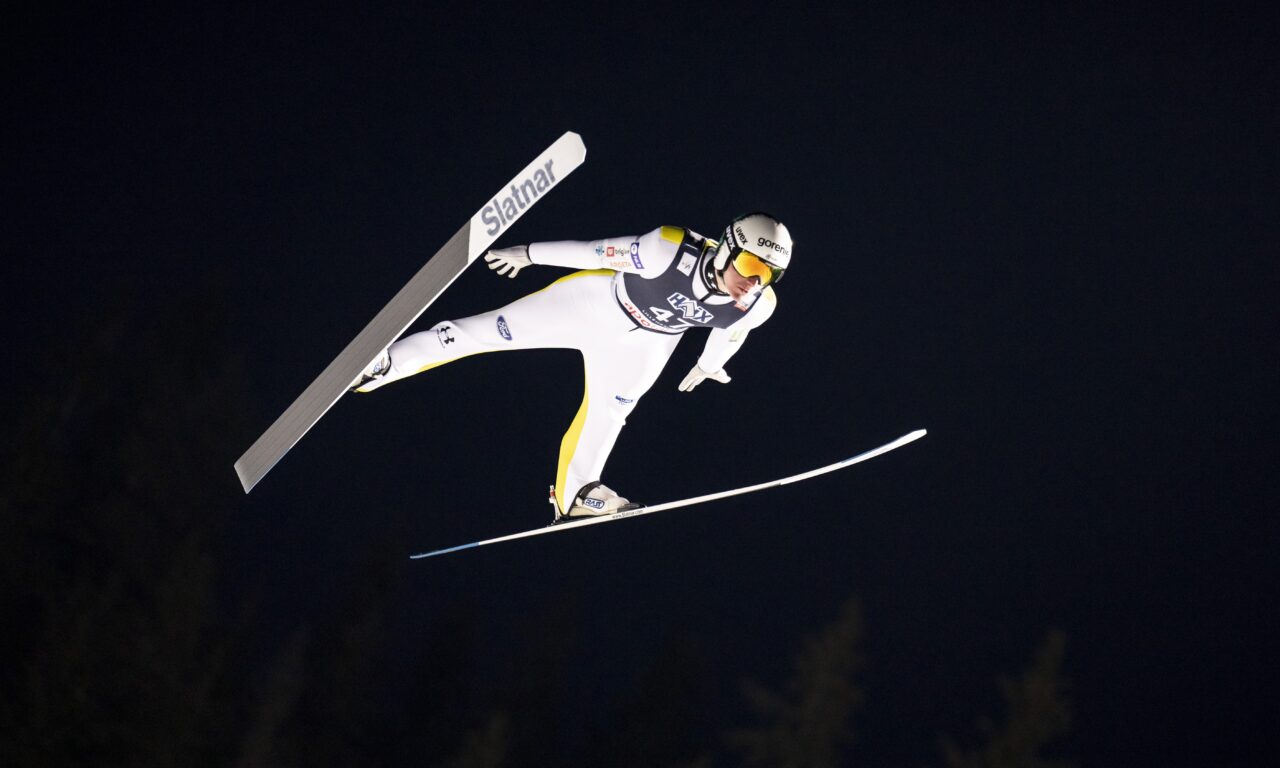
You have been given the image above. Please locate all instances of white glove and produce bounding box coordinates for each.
[484,245,532,278]
[678,364,732,392]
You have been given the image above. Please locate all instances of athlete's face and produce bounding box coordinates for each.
[720,262,761,301]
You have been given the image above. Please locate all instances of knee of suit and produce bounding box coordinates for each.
[605,394,640,423]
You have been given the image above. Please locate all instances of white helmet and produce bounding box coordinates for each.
[712,212,793,287]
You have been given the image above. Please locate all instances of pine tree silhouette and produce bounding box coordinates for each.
[939,630,1074,768]
[726,597,867,768]
[1,287,252,766]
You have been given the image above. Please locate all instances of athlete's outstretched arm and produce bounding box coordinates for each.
[682,288,778,391]
[483,228,678,278]
[696,327,751,375]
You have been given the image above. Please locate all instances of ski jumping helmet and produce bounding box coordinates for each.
[712,212,793,288]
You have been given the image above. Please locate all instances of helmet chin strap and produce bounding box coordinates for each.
[698,242,728,300]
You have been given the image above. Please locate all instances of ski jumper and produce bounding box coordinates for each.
[364,226,777,511]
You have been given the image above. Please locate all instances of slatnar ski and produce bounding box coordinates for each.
[234,132,587,492]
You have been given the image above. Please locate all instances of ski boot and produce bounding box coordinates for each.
[350,349,392,393]
[551,481,641,524]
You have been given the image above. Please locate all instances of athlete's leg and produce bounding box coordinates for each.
[555,330,683,511]
[355,270,613,392]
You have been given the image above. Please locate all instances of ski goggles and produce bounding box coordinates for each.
[731,249,785,286]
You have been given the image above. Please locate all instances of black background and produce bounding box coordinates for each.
[5,4,1277,766]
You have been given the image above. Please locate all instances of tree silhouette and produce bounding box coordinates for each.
[0,287,252,766]
[236,627,309,768]
[726,597,867,768]
[939,630,1073,768]
[234,534,404,767]
[578,631,711,768]
[442,712,509,768]
[491,596,580,767]
[389,600,486,766]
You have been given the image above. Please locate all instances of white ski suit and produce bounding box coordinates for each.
[361,225,778,511]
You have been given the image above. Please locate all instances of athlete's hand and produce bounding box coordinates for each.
[678,364,731,392]
[484,245,532,278]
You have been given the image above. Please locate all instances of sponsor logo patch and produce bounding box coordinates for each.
[436,325,455,347]
[615,395,634,404]
[621,300,660,329]
[583,497,605,510]
[496,315,512,341]
[677,253,696,275]
[629,242,644,269]
[667,292,714,323]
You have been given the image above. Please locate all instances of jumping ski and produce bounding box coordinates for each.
[234,132,587,492]
[410,428,927,560]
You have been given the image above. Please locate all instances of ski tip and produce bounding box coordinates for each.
[557,131,587,161]
[906,428,927,441]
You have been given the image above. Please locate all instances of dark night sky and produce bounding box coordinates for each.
[6,3,1278,766]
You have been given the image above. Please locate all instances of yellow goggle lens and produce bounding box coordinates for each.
[731,250,778,285]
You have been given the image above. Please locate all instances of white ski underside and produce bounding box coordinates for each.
[234,132,587,492]
[410,429,927,560]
